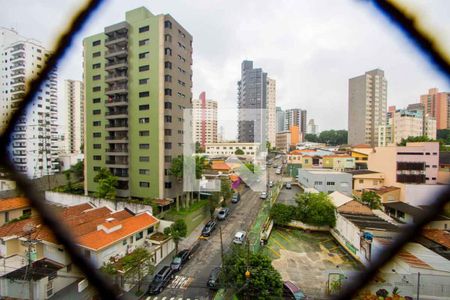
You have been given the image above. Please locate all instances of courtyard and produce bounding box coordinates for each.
[262,227,361,298]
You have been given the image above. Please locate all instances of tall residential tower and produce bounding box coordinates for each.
[420,88,449,129]
[0,27,59,178]
[65,79,84,154]
[348,69,387,147]
[83,7,192,200]
[266,78,277,147]
[192,92,218,148]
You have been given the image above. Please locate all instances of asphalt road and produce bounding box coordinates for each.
[144,158,285,300]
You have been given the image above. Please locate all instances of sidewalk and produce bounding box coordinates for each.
[179,215,210,249]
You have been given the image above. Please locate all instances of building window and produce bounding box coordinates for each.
[139,117,149,124]
[93,166,100,171]
[93,86,101,92]
[165,129,172,136]
[165,142,172,149]
[164,156,172,163]
[93,74,101,81]
[139,65,149,72]
[92,63,101,69]
[326,182,335,186]
[139,78,149,85]
[93,132,101,138]
[164,115,172,123]
[135,231,143,240]
[22,209,32,216]
[93,155,101,161]
[92,40,101,46]
[397,211,405,219]
[165,75,172,82]
[164,20,172,29]
[139,52,149,59]
[164,61,172,69]
[93,51,101,57]
[139,91,149,98]
[139,25,149,33]
[93,144,101,149]
[139,130,149,136]
[139,39,149,46]
[164,102,172,109]
[164,88,172,96]
[93,98,101,103]
[139,104,150,110]
[164,34,172,42]
[314,181,322,185]
[147,227,154,235]
[139,144,150,149]
[139,169,150,175]
[139,156,150,162]
[122,239,127,246]
[93,109,101,115]
[139,182,150,188]
[165,182,172,189]
[164,48,172,56]
[93,121,101,126]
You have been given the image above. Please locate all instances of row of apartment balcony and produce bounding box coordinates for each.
[105,72,128,83]
[105,96,128,107]
[105,46,128,59]
[11,76,25,85]
[396,174,426,184]
[10,85,25,93]
[105,84,128,95]
[11,44,25,52]
[105,109,128,119]
[11,63,25,70]
[11,53,25,61]
[105,33,128,47]
[105,59,128,71]
[396,162,425,171]
[11,69,25,77]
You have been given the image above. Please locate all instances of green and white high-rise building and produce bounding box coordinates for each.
[83,7,192,200]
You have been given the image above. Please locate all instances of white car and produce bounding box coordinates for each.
[233,231,247,244]
[260,192,268,199]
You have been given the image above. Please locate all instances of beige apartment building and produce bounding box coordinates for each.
[348,69,387,147]
[267,78,277,146]
[192,92,217,148]
[420,88,449,129]
[65,79,84,154]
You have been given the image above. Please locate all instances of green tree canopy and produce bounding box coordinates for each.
[270,203,294,226]
[164,219,187,253]
[437,129,450,144]
[398,135,449,151]
[220,178,233,201]
[304,133,319,143]
[94,168,118,200]
[360,191,381,209]
[304,130,347,145]
[295,192,336,226]
[169,155,206,180]
[222,246,283,299]
[235,148,245,155]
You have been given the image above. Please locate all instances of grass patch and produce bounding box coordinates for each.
[164,200,209,234]
[166,199,208,217]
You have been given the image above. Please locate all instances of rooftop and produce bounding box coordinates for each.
[0,197,30,212]
[345,170,380,175]
[3,258,64,281]
[383,201,424,218]
[337,200,374,216]
[301,169,347,175]
[366,186,400,195]
[340,213,399,231]
[421,229,450,249]
[329,191,353,208]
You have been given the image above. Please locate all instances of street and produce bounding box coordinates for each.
[144,158,285,300]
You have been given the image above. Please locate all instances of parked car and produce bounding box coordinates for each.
[201,220,217,237]
[207,267,222,290]
[268,181,274,188]
[231,193,241,203]
[188,241,201,259]
[217,207,230,220]
[233,231,247,244]
[283,281,306,300]
[260,191,268,199]
[147,266,174,295]
[170,249,190,272]
[285,182,292,189]
[273,164,278,168]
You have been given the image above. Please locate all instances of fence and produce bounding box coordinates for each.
[0,0,448,299]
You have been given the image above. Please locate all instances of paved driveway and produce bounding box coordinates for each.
[277,184,302,206]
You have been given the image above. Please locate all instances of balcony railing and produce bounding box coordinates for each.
[105,35,128,46]
[105,61,128,70]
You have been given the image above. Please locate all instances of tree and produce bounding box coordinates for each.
[94,168,118,200]
[220,178,233,202]
[270,203,294,226]
[101,247,154,293]
[295,192,336,226]
[164,219,187,253]
[235,148,245,155]
[195,141,205,153]
[169,155,206,180]
[222,246,283,299]
[70,160,84,179]
[437,129,450,144]
[398,135,432,146]
[304,133,319,143]
[318,130,348,146]
[360,191,382,209]
[266,141,272,152]
[208,192,221,218]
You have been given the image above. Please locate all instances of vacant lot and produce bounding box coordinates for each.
[262,228,360,298]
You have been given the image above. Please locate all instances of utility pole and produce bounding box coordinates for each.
[416,272,420,300]
[219,225,224,265]
[23,224,36,300]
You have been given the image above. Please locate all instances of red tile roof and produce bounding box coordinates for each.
[77,212,158,250]
[422,229,450,248]
[0,197,30,212]
[337,200,374,215]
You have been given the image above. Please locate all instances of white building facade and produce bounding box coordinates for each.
[65,79,84,154]
[192,92,218,148]
[0,27,59,178]
[205,142,261,157]
[266,78,277,146]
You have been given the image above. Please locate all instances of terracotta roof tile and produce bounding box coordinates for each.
[422,229,450,248]
[0,197,30,212]
[337,200,374,215]
[77,213,158,250]
[397,251,432,269]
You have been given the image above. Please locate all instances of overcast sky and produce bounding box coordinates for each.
[1,0,449,139]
